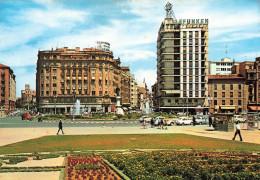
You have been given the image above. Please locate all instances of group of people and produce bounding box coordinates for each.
[142,117,168,130]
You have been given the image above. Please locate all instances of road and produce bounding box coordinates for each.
[0,116,140,128]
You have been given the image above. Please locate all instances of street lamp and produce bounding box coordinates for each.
[54,95,57,114]
[72,88,76,121]
[208,95,213,116]
[186,96,188,117]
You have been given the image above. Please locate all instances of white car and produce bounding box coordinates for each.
[154,117,175,126]
[139,116,151,123]
[195,116,208,125]
[176,117,193,125]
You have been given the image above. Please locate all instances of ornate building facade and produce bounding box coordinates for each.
[36,46,130,114]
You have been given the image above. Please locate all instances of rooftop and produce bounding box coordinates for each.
[208,74,245,80]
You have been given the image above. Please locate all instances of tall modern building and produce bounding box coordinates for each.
[36,45,130,114]
[155,2,209,114]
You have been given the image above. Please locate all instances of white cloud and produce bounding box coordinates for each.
[235,51,260,61]
[119,50,156,62]
[133,69,157,91]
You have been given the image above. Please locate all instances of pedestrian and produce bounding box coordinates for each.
[57,119,64,135]
[209,116,212,127]
[142,117,147,129]
[164,119,168,130]
[232,121,243,141]
[159,118,164,129]
[193,116,196,126]
[150,117,154,128]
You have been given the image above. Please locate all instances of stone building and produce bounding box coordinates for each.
[0,64,16,113]
[155,2,209,114]
[130,74,138,109]
[21,84,36,105]
[208,75,248,114]
[36,46,130,114]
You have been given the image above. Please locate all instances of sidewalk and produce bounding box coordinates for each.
[0,125,259,147]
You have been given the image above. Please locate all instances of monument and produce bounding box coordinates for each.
[115,87,124,116]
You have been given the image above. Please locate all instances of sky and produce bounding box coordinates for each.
[0,0,259,97]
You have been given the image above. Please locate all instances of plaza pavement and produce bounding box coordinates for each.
[0,123,259,147]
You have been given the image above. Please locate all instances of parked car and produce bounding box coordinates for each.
[139,116,151,123]
[154,117,175,126]
[177,112,187,116]
[195,116,208,125]
[176,117,193,125]
[234,115,246,123]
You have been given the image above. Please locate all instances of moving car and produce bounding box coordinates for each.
[176,117,193,125]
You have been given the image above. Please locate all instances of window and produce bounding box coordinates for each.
[222,100,225,105]
[46,91,49,95]
[230,84,233,90]
[214,85,217,90]
[238,100,241,105]
[168,99,171,103]
[53,76,57,80]
[222,84,225,90]
[238,92,241,97]
[230,92,233,97]
[214,92,217,97]
[92,91,96,95]
[91,69,96,74]
[238,84,241,90]
[53,83,57,87]
[230,100,233,105]
[99,91,102,96]
[46,84,49,87]
[53,91,56,95]
[214,100,217,105]
[53,69,57,73]
[222,92,225,97]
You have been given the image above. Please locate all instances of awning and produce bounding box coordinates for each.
[220,106,236,110]
[249,106,260,111]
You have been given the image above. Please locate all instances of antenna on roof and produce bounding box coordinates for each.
[165,1,176,20]
[225,44,228,58]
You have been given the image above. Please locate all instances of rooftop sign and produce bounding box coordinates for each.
[172,19,208,24]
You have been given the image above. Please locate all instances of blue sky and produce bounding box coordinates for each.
[0,0,259,97]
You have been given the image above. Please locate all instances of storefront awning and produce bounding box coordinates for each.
[220,106,236,110]
[249,106,260,111]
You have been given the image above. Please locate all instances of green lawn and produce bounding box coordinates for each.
[0,134,259,155]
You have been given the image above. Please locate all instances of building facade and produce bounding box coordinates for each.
[130,74,138,109]
[21,84,36,105]
[36,46,131,114]
[0,64,16,113]
[208,75,248,114]
[209,57,239,75]
[155,2,209,114]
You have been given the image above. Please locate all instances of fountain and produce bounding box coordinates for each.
[75,99,81,114]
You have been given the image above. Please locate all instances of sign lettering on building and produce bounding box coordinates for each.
[172,19,208,24]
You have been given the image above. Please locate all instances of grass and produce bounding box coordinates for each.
[0,134,259,155]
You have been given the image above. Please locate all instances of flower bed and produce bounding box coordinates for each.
[105,151,260,180]
[65,156,122,180]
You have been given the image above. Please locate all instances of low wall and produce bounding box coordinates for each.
[215,123,234,132]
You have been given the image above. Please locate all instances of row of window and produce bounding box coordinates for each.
[216,68,231,71]
[41,90,111,96]
[214,92,242,98]
[214,84,241,90]
[214,100,242,106]
[216,63,234,66]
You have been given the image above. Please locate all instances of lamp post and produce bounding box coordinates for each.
[208,95,213,116]
[186,96,188,117]
[183,97,185,114]
[54,95,57,114]
[72,88,76,121]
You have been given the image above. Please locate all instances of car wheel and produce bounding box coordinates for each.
[199,122,202,125]
[190,122,193,125]
[182,123,184,125]
[171,122,174,126]
[237,121,240,123]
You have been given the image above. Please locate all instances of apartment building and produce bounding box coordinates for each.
[155,2,209,114]
[130,74,138,109]
[36,46,131,114]
[209,57,239,75]
[0,64,16,113]
[208,75,248,114]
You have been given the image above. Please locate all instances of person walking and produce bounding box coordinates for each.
[57,119,64,135]
[193,116,196,126]
[232,121,243,141]
[209,116,212,127]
